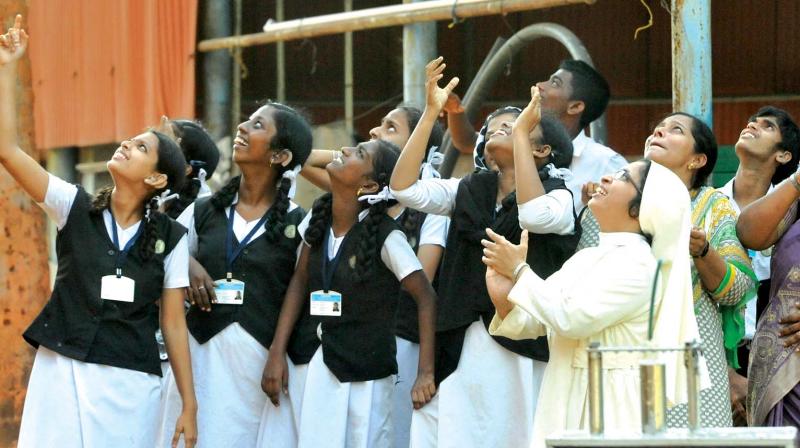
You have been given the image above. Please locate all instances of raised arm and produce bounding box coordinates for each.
[513,86,545,204]
[441,92,478,154]
[299,149,336,191]
[737,173,800,250]
[390,57,458,192]
[0,15,48,203]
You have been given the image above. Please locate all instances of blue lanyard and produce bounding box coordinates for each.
[225,204,269,280]
[321,227,350,293]
[109,210,144,278]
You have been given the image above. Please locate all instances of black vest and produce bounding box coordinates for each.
[24,188,186,376]
[435,170,578,382]
[298,214,403,382]
[394,211,437,344]
[186,197,304,348]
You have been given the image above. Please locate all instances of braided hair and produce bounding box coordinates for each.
[305,139,401,283]
[92,131,186,260]
[163,120,220,219]
[211,102,312,242]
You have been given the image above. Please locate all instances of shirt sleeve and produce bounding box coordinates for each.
[488,306,546,340]
[176,203,198,257]
[418,213,450,248]
[380,230,423,281]
[506,251,654,339]
[40,173,79,230]
[517,189,575,235]
[163,234,190,289]
[390,177,461,217]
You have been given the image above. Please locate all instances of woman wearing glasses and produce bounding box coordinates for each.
[484,158,702,447]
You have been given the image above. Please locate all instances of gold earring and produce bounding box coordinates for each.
[688,163,696,170]
[357,187,363,196]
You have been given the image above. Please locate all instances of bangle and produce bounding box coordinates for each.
[693,241,710,258]
[789,173,800,194]
[512,262,529,282]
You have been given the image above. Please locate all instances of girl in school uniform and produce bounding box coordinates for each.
[390,58,577,448]
[158,103,312,448]
[300,105,449,448]
[0,16,197,448]
[262,138,438,448]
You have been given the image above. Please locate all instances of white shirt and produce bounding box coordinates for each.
[40,174,189,289]
[177,194,300,257]
[390,177,574,235]
[297,209,423,282]
[718,178,773,340]
[568,131,628,212]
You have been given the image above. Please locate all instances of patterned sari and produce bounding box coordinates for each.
[749,209,800,426]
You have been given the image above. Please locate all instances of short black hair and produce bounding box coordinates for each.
[396,104,444,157]
[559,59,610,129]
[537,114,574,169]
[749,106,800,184]
[666,112,718,189]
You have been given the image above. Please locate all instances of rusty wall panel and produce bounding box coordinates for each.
[775,0,800,93]
[0,3,51,446]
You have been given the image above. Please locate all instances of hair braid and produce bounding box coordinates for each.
[305,193,333,248]
[211,175,241,210]
[138,196,162,260]
[90,185,114,214]
[264,176,292,242]
[352,199,389,283]
[164,177,201,219]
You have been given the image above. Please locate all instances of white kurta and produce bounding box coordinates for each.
[490,233,657,448]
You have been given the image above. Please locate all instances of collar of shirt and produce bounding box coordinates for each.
[571,130,591,158]
[718,178,775,214]
[598,232,648,248]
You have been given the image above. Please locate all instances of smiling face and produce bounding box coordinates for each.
[644,114,703,175]
[736,115,784,161]
[588,160,648,232]
[327,140,382,192]
[107,132,161,183]
[484,112,519,168]
[233,105,278,166]
[369,108,412,149]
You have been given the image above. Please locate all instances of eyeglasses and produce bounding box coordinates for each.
[613,169,643,196]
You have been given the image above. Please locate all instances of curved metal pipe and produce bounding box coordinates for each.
[440,22,606,177]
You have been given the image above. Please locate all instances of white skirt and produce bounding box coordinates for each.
[158,323,271,448]
[18,346,161,448]
[256,352,309,448]
[410,320,546,448]
[296,347,395,448]
[392,336,420,448]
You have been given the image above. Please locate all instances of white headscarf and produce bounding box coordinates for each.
[638,161,709,407]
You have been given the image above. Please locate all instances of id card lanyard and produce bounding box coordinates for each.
[100,209,144,302]
[309,228,348,317]
[224,204,269,282]
[321,227,350,294]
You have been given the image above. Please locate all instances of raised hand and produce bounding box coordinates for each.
[513,85,542,135]
[482,228,529,279]
[425,57,459,115]
[0,15,28,66]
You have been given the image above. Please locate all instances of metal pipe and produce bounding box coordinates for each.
[685,341,701,431]
[276,0,286,103]
[202,0,232,140]
[197,0,594,52]
[440,22,604,177]
[344,0,354,137]
[640,360,667,434]
[231,0,243,139]
[403,0,437,107]
[671,0,712,127]
[587,342,604,435]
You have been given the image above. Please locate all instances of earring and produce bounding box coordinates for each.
[357,187,364,196]
[688,163,696,170]
[269,160,275,167]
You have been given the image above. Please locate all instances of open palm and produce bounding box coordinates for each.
[425,56,459,113]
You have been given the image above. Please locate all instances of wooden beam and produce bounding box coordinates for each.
[197,0,595,52]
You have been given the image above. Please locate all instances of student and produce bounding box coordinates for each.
[301,104,449,448]
[717,106,799,424]
[158,103,312,448]
[162,119,221,219]
[391,58,577,448]
[444,60,626,211]
[0,16,197,448]
[263,138,438,448]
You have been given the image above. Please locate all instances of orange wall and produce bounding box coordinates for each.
[28,0,198,150]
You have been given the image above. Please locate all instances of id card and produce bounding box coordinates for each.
[100,275,135,302]
[310,290,342,316]
[214,279,245,305]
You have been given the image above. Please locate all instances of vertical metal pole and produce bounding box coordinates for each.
[276,0,286,103]
[231,0,243,139]
[202,0,232,140]
[344,0,354,138]
[587,343,604,435]
[639,360,667,434]
[671,0,712,128]
[685,341,700,431]
[403,0,437,107]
